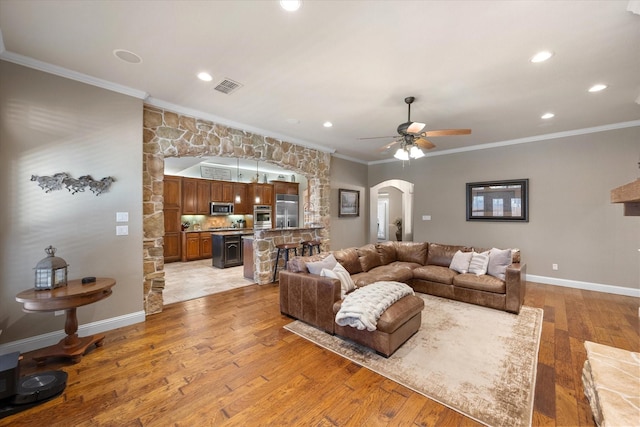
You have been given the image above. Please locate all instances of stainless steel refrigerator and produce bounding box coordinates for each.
[275,194,299,228]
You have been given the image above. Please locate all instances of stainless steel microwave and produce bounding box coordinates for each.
[210,202,234,215]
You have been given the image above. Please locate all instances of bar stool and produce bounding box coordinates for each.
[301,240,322,256]
[272,242,299,282]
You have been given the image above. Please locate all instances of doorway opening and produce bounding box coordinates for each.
[369,180,414,244]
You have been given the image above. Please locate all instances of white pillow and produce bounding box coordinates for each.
[306,253,337,275]
[488,247,512,280]
[449,250,473,274]
[468,251,490,276]
[321,262,355,298]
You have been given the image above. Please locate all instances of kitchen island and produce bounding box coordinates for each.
[210,229,254,268]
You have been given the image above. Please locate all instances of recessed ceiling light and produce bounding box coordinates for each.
[541,112,555,119]
[113,49,142,64]
[588,84,608,92]
[197,72,213,82]
[280,0,301,12]
[323,121,333,128]
[530,51,554,63]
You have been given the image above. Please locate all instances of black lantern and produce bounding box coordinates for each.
[34,246,68,290]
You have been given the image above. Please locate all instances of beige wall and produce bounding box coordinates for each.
[368,127,640,291]
[0,61,144,345]
[329,156,369,250]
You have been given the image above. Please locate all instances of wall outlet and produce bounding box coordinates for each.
[552,263,558,271]
[422,215,431,221]
[54,310,64,316]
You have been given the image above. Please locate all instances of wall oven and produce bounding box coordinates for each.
[253,205,272,229]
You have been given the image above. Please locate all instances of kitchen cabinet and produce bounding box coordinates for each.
[181,178,198,214]
[182,178,214,215]
[212,233,245,268]
[273,180,299,196]
[196,180,211,213]
[233,183,250,214]
[250,183,274,206]
[211,180,235,203]
[164,175,182,209]
[181,232,213,261]
[163,175,182,263]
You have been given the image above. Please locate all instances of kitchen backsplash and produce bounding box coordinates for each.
[181,214,252,231]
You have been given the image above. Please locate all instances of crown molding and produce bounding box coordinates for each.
[0,50,149,100]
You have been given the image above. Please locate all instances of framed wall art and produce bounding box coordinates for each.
[339,189,360,217]
[466,179,529,222]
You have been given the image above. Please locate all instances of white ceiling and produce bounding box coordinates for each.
[1,1,639,164]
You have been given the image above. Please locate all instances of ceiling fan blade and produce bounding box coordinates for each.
[423,129,472,137]
[378,140,400,151]
[415,138,436,150]
[357,135,397,140]
[406,122,426,134]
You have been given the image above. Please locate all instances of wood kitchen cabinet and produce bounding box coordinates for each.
[196,180,211,214]
[182,178,214,215]
[250,183,274,206]
[181,232,213,261]
[233,183,250,214]
[272,181,299,195]
[163,175,182,263]
[211,180,234,203]
[181,178,199,214]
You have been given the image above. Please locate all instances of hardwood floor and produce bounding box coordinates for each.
[2,282,638,426]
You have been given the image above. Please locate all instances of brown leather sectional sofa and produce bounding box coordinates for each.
[279,241,526,336]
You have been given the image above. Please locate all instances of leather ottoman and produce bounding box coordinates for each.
[332,294,424,357]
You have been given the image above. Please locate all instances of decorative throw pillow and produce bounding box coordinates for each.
[468,251,490,276]
[306,253,337,275]
[321,262,355,298]
[488,247,512,280]
[449,250,473,274]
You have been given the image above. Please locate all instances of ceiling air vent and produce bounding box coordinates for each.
[214,78,243,95]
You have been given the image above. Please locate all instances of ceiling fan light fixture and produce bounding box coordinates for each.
[409,145,425,159]
[394,148,410,161]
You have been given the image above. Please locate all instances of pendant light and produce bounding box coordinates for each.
[255,161,261,203]
[235,159,241,203]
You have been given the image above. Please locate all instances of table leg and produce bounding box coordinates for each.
[32,308,106,365]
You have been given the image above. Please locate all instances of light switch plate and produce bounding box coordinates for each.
[116,225,129,236]
[422,215,431,221]
[116,212,129,222]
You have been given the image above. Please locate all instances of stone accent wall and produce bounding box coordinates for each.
[142,105,331,315]
[253,227,325,284]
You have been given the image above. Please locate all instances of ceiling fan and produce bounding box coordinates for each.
[361,97,471,160]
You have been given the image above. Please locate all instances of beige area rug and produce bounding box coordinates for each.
[284,294,543,427]
[163,260,254,305]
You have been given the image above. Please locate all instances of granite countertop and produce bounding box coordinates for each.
[210,230,254,236]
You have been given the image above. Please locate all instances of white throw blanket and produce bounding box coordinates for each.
[335,281,414,331]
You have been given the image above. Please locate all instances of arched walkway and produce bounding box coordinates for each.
[142,105,331,314]
[369,180,414,243]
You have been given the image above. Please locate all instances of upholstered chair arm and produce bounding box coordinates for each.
[505,263,526,314]
[279,270,341,334]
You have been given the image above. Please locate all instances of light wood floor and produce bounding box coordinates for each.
[3,282,638,426]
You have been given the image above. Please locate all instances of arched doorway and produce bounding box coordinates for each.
[369,180,414,243]
[142,105,331,315]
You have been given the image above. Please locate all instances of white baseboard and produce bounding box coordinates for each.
[0,311,146,355]
[526,275,640,298]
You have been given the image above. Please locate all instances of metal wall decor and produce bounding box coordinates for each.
[31,173,115,195]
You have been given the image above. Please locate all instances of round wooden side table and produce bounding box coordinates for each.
[15,277,116,365]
